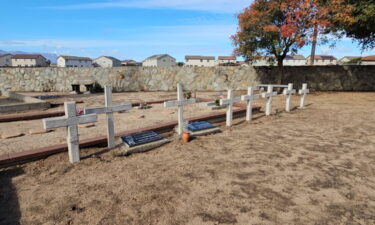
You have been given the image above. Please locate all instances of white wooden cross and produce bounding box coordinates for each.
[299,83,310,108]
[85,86,132,149]
[164,83,196,135]
[220,89,241,127]
[43,102,98,163]
[261,85,278,116]
[241,87,260,121]
[283,83,296,112]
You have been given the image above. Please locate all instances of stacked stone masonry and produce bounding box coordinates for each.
[0,66,374,92]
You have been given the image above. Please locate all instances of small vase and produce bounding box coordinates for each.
[182,132,190,143]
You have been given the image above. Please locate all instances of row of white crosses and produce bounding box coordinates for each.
[219,83,310,126]
[43,83,309,163]
[43,86,132,163]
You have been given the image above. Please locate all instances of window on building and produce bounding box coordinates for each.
[200,59,203,62]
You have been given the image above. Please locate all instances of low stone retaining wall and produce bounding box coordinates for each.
[0,66,374,92]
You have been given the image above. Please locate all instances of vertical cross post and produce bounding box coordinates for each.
[261,85,277,116]
[283,83,296,112]
[241,87,260,121]
[220,89,241,127]
[164,83,196,135]
[85,86,132,148]
[43,102,98,163]
[299,83,310,108]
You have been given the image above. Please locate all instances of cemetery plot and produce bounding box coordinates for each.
[0,92,243,155]
[187,121,221,136]
[2,92,375,225]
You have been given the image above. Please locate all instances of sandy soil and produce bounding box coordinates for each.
[1,92,375,225]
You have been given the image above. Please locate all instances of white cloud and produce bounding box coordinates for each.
[44,0,249,14]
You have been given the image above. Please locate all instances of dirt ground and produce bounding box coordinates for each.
[1,92,375,225]
[0,91,241,154]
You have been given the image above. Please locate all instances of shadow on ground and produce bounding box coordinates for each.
[0,167,23,225]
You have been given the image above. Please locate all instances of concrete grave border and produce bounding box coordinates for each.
[0,90,50,113]
[0,106,261,167]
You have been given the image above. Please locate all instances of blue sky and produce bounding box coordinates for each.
[0,0,373,61]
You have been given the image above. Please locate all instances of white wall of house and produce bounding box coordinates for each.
[0,55,12,67]
[251,60,273,66]
[306,57,337,66]
[94,57,121,68]
[283,59,306,66]
[218,59,236,64]
[12,56,48,67]
[361,61,375,65]
[57,57,92,67]
[185,58,216,67]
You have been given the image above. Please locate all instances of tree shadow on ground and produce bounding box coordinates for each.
[0,167,23,225]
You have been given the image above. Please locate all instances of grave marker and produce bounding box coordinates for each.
[261,85,277,116]
[85,86,132,148]
[241,87,260,121]
[299,83,310,108]
[220,89,241,127]
[43,102,97,163]
[283,83,296,112]
[164,83,196,135]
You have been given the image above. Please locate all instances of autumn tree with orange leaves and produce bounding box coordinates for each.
[232,0,341,66]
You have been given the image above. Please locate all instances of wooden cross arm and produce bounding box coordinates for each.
[164,98,196,107]
[241,94,260,101]
[85,104,132,114]
[220,97,241,105]
[283,89,296,95]
[261,92,278,98]
[43,114,98,129]
[299,89,310,95]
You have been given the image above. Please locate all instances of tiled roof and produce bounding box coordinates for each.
[218,56,236,60]
[361,55,375,61]
[145,54,174,61]
[58,55,92,61]
[308,55,337,60]
[96,56,120,61]
[12,54,44,59]
[0,54,12,58]
[185,56,215,60]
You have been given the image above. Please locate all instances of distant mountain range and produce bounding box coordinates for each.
[0,49,58,64]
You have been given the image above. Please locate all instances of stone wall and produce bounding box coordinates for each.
[0,66,374,92]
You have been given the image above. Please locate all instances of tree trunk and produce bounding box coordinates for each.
[310,24,318,65]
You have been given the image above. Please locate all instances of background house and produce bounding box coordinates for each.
[218,56,237,65]
[143,54,176,67]
[11,54,48,67]
[306,55,337,66]
[57,56,93,67]
[360,55,375,65]
[121,60,140,66]
[251,56,275,66]
[338,56,361,65]
[283,55,306,66]
[0,54,12,67]
[185,56,216,67]
[93,56,121,67]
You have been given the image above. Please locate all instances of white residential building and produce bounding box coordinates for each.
[11,54,49,67]
[121,60,140,66]
[283,55,306,66]
[142,54,176,67]
[0,54,12,67]
[338,56,361,65]
[361,55,375,65]
[57,56,93,67]
[185,56,216,67]
[218,56,237,64]
[93,56,121,67]
[306,55,337,66]
[251,56,275,66]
